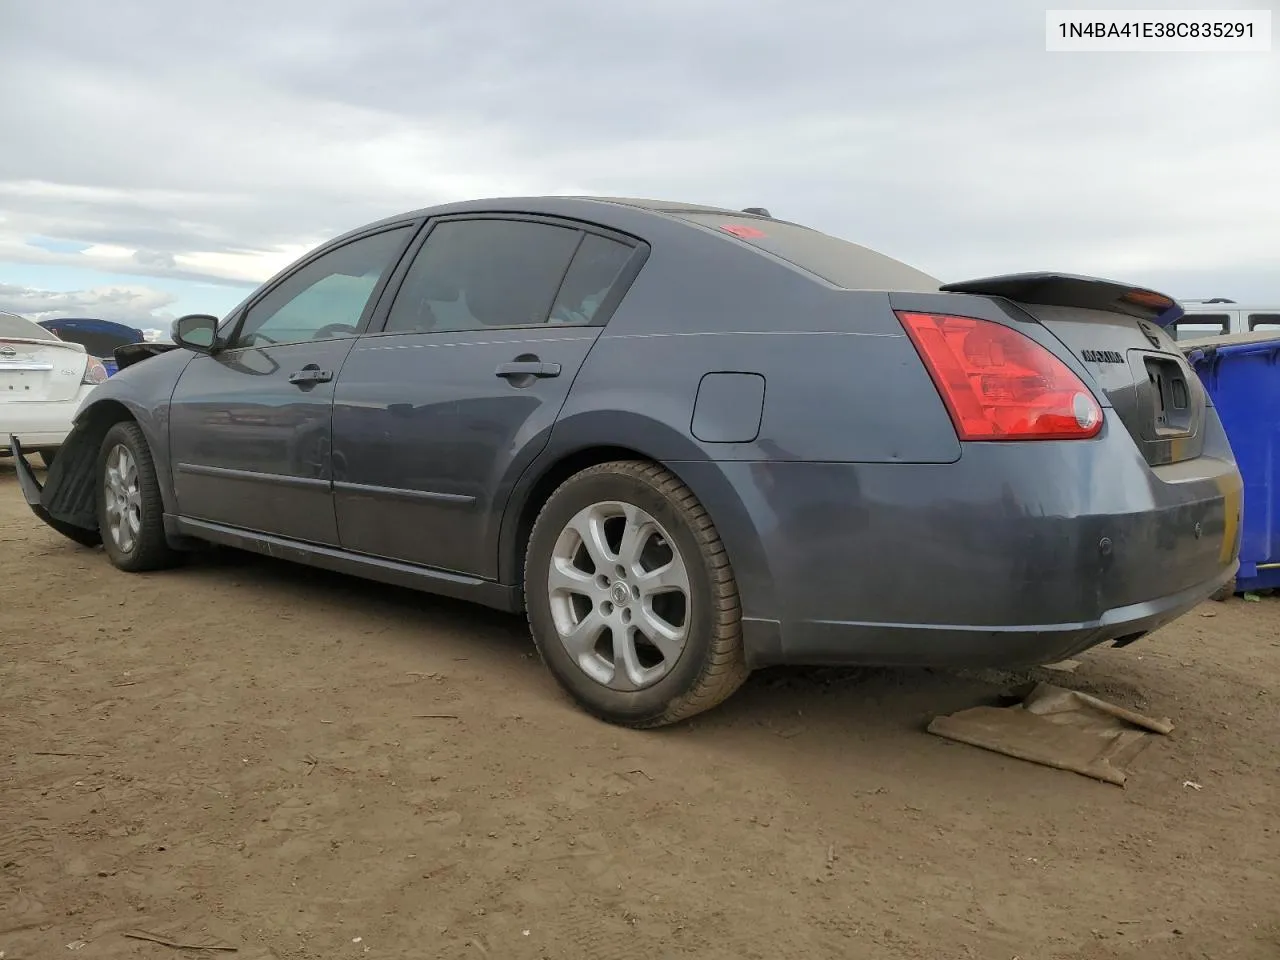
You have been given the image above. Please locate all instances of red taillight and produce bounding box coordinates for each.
[896,311,1103,441]
[82,357,108,385]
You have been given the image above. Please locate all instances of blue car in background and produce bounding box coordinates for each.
[36,318,150,376]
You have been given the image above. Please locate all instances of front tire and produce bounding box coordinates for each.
[524,460,747,728]
[96,421,178,572]
[37,447,59,468]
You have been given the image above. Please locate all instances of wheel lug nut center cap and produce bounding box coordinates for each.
[609,581,630,606]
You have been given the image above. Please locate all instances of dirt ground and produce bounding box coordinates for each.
[1,462,1277,960]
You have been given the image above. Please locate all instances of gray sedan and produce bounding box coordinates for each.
[10,197,1242,727]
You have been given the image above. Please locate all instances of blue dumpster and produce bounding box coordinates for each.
[1183,331,1280,594]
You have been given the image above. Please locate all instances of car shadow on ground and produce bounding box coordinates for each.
[179,544,1076,739]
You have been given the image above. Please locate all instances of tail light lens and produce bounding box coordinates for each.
[82,357,108,385]
[896,311,1103,441]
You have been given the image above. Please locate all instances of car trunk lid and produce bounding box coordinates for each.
[941,273,1203,467]
[0,336,87,403]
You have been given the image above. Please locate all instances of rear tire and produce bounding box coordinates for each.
[37,447,58,467]
[96,421,178,573]
[524,460,748,728]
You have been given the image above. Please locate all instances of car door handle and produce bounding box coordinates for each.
[495,361,561,379]
[288,367,334,385]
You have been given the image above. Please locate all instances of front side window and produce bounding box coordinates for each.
[384,219,582,334]
[1249,313,1280,332]
[231,227,411,348]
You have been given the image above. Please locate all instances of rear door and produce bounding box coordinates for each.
[331,215,645,578]
[1,314,86,405]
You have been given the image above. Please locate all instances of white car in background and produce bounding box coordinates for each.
[1,310,108,467]
[1169,300,1280,341]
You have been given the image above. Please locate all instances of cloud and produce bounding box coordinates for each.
[0,282,178,326]
[0,0,1277,300]
[132,249,178,269]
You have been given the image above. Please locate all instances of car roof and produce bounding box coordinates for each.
[324,195,940,295]
[353,195,769,232]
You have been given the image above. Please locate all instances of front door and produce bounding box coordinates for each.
[331,216,643,578]
[168,224,415,544]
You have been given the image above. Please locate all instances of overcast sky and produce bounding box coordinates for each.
[1,0,1276,327]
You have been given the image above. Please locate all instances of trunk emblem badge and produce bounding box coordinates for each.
[1081,349,1125,364]
[1137,321,1163,348]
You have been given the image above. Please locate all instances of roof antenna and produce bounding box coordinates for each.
[741,207,772,218]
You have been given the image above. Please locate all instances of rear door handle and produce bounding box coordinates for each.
[495,361,561,379]
[288,367,334,385]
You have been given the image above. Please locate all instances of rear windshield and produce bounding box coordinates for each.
[0,312,59,341]
[671,213,941,292]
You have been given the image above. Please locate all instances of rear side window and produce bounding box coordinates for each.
[549,234,636,325]
[1249,313,1280,332]
[670,213,941,292]
[1172,314,1229,340]
[385,219,582,334]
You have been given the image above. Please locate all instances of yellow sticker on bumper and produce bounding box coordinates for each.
[1213,472,1243,565]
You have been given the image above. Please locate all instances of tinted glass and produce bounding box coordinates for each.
[385,219,580,334]
[234,227,411,348]
[0,312,59,341]
[549,234,635,325]
[1172,314,1229,340]
[672,213,941,292]
[1249,313,1280,331]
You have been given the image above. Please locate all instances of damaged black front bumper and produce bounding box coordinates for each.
[8,432,103,547]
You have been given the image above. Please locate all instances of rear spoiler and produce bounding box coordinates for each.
[940,272,1184,327]
[1,335,85,352]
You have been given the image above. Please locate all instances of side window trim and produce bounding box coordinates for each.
[220,220,421,351]
[578,238,649,330]
[364,213,650,336]
[540,229,588,325]
[362,219,435,334]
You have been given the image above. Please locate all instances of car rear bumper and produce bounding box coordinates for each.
[0,389,94,452]
[769,563,1235,667]
[688,410,1243,668]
